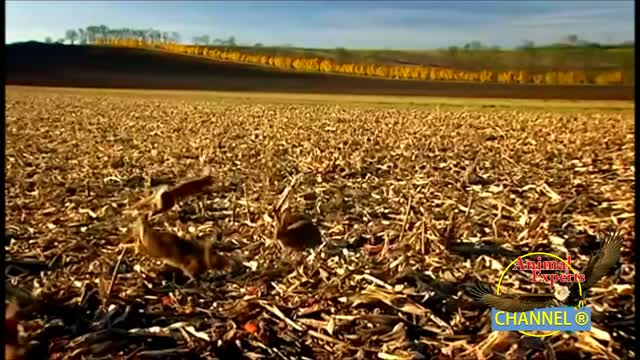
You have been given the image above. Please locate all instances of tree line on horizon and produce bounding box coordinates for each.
[43,25,631,86]
[47,25,181,46]
[52,25,634,51]
[50,25,240,47]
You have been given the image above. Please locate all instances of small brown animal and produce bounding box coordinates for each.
[5,302,24,360]
[151,174,215,215]
[130,174,214,216]
[274,207,322,251]
[133,214,232,280]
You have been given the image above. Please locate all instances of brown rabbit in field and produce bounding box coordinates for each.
[274,205,322,251]
[133,213,232,280]
[5,302,24,360]
[130,172,214,216]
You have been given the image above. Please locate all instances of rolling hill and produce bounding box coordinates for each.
[5,42,634,100]
[226,44,635,74]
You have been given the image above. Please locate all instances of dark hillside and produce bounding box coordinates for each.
[6,42,634,100]
[7,42,317,78]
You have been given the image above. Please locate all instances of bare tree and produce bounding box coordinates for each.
[192,35,211,45]
[107,29,119,40]
[121,28,133,41]
[65,29,79,45]
[77,28,87,44]
[86,26,99,43]
[520,40,535,49]
[133,30,145,42]
[470,40,483,50]
[149,30,162,43]
[564,34,579,46]
[96,25,109,40]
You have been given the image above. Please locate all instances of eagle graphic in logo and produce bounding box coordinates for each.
[470,230,623,312]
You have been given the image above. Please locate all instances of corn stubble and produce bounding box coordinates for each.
[4,87,635,359]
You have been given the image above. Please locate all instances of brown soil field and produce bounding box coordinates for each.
[4,86,635,359]
[5,43,635,100]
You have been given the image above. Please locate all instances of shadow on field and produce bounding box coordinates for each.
[6,42,635,101]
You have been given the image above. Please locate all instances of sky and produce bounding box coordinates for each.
[5,1,635,49]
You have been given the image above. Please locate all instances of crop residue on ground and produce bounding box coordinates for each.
[4,87,635,359]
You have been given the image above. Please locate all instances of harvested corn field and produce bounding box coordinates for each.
[4,86,635,359]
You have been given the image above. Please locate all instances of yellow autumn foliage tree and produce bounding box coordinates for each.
[96,38,627,86]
